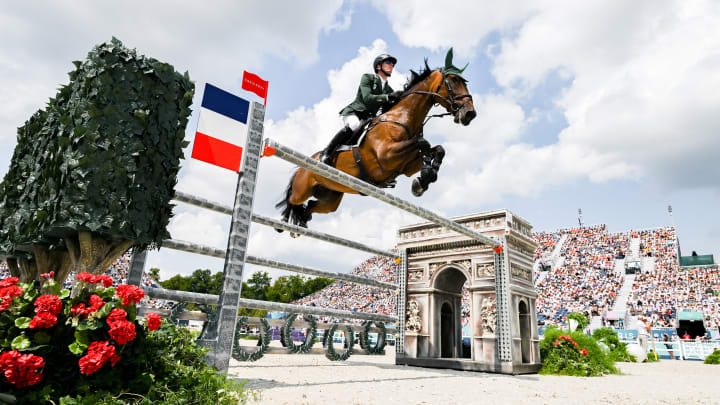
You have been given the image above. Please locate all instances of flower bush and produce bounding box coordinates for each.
[705,349,720,364]
[0,273,249,403]
[540,326,618,376]
[592,327,636,362]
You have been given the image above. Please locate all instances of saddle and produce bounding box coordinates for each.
[335,118,397,191]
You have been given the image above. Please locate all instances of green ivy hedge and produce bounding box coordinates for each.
[0,37,194,256]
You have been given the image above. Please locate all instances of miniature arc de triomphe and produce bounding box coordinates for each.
[395,209,541,374]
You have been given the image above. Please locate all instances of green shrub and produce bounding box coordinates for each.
[705,349,720,364]
[592,327,636,362]
[540,326,618,376]
[566,312,588,331]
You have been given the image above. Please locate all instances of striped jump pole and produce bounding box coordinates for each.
[172,190,399,260]
[143,287,396,323]
[263,138,504,253]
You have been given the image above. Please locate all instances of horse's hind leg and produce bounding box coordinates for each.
[308,186,344,215]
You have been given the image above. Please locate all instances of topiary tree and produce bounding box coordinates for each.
[0,37,194,284]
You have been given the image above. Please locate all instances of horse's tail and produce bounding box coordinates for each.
[275,168,304,232]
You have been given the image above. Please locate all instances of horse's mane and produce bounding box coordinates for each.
[402,59,433,95]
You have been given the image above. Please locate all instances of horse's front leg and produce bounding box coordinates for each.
[411,140,443,197]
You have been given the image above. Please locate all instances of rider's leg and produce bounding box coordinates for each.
[320,115,362,165]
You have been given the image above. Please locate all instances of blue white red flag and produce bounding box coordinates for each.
[191,83,249,172]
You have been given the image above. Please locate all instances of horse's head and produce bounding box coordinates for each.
[437,48,476,126]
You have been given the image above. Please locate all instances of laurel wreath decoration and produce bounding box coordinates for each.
[168,302,188,324]
[232,316,271,362]
[324,323,355,361]
[197,304,219,341]
[360,321,387,354]
[282,313,317,354]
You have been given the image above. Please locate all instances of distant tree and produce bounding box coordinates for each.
[161,274,191,292]
[148,267,161,282]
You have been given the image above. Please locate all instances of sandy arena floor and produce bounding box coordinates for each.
[228,346,720,405]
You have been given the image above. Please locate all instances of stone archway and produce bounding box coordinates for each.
[519,300,531,363]
[432,266,468,359]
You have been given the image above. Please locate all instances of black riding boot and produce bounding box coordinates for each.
[320,126,353,165]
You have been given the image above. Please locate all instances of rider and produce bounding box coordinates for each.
[319,53,404,165]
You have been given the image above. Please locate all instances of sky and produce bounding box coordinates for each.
[1,1,718,281]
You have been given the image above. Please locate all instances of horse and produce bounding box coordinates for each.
[276,49,476,231]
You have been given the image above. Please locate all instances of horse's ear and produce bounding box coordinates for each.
[457,62,468,74]
[445,48,454,70]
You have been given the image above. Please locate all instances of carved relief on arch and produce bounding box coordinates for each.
[406,299,422,333]
[474,263,495,279]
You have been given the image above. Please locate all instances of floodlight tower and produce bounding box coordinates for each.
[578,208,584,228]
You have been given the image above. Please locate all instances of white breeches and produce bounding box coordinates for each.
[342,115,362,131]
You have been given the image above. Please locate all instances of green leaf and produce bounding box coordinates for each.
[85,319,103,330]
[96,301,114,318]
[58,289,70,299]
[49,280,61,296]
[11,335,31,351]
[33,331,51,344]
[99,287,116,300]
[0,338,10,348]
[15,317,31,329]
[68,341,86,355]
[74,330,90,346]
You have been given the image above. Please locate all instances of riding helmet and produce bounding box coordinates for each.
[373,54,397,72]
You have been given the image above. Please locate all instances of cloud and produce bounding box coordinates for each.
[0,1,348,147]
[376,0,720,198]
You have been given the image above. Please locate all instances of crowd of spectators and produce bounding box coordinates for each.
[627,265,719,328]
[292,255,399,324]
[534,225,625,326]
[533,232,560,260]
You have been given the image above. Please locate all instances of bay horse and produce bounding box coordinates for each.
[277,50,476,231]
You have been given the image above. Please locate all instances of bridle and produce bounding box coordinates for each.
[405,68,473,122]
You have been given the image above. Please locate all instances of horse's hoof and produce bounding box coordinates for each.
[274,228,284,233]
[290,232,300,239]
[411,179,426,197]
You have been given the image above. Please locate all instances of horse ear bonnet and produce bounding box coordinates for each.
[443,48,469,82]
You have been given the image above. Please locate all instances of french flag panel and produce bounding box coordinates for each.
[191,83,250,172]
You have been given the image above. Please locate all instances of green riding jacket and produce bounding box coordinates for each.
[339,73,394,119]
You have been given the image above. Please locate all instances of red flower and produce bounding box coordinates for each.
[0,350,44,388]
[145,312,162,331]
[115,285,144,306]
[0,277,19,288]
[40,271,54,279]
[582,349,588,356]
[106,308,127,326]
[88,294,105,311]
[71,303,89,317]
[95,275,113,288]
[34,295,62,315]
[76,272,95,283]
[29,311,57,329]
[0,284,23,300]
[0,298,11,312]
[78,341,119,375]
[109,320,136,345]
[555,340,560,347]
